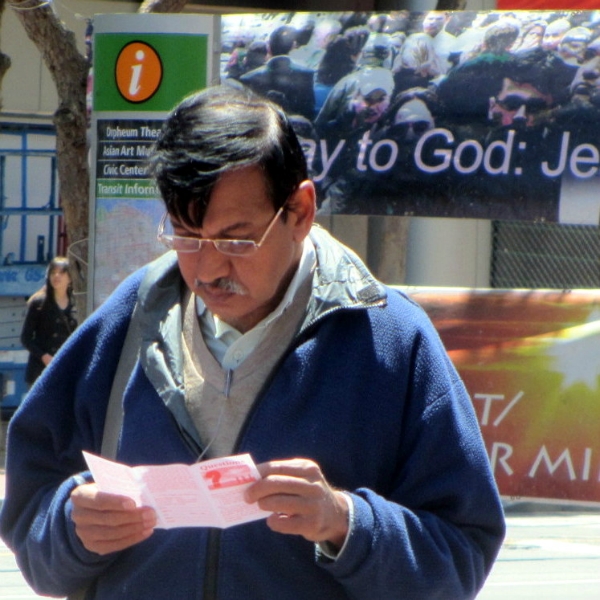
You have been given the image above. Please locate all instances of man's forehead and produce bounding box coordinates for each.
[424,12,445,23]
[499,78,545,98]
[363,89,388,102]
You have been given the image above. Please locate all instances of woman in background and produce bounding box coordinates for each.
[20,256,77,386]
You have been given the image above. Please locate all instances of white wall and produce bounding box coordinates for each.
[406,219,492,287]
[1,1,135,115]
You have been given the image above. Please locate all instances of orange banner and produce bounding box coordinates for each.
[407,288,600,505]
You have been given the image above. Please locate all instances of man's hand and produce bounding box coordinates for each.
[70,483,156,555]
[245,459,349,549]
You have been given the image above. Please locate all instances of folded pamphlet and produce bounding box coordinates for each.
[83,451,271,529]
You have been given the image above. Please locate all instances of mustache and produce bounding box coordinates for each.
[194,277,248,296]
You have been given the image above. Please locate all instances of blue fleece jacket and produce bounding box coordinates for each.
[0,227,504,599]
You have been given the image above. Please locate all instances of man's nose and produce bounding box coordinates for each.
[193,243,231,283]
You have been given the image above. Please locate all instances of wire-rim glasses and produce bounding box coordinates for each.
[157,206,285,257]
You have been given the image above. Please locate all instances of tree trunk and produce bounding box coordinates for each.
[10,0,89,315]
[8,0,187,319]
[0,0,11,106]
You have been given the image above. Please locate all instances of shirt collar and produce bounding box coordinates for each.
[196,237,316,338]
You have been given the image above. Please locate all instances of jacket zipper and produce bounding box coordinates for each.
[203,529,221,600]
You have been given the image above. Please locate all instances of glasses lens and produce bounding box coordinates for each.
[214,240,256,256]
[169,236,201,252]
[499,96,526,111]
[158,209,279,257]
[500,95,547,113]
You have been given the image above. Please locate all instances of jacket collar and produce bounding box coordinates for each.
[302,225,387,331]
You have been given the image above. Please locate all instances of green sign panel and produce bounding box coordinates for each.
[94,32,209,112]
[91,14,218,309]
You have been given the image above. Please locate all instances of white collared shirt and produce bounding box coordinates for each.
[196,238,316,369]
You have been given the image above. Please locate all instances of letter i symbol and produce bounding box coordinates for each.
[129,50,145,97]
[116,41,163,103]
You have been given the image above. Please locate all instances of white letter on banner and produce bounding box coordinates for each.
[582,448,592,481]
[369,139,398,172]
[541,131,569,176]
[529,446,576,480]
[415,128,453,173]
[490,442,514,476]
[569,143,599,178]
[313,139,346,182]
[483,130,514,175]
[356,131,373,172]
[300,138,317,172]
[453,139,483,174]
[473,393,504,426]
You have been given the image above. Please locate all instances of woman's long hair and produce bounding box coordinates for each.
[28,256,74,307]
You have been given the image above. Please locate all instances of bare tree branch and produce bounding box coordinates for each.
[139,0,189,13]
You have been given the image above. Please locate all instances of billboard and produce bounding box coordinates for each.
[410,287,600,505]
[222,10,600,224]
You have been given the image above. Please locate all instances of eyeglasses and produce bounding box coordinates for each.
[157,206,285,257]
[392,121,431,136]
[497,95,548,114]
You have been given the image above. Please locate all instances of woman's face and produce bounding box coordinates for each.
[49,267,71,293]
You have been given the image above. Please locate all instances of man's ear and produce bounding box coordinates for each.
[287,180,316,242]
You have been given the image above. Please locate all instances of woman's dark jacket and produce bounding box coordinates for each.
[20,294,77,384]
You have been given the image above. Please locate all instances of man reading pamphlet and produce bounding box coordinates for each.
[0,84,504,599]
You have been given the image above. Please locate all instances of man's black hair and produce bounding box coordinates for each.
[149,84,308,227]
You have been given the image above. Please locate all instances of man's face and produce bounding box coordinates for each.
[488,78,552,127]
[522,25,545,50]
[570,56,600,104]
[422,12,446,37]
[351,88,390,125]
[173,167,311,333]
[542,27,567,51]
[559,35,589,64]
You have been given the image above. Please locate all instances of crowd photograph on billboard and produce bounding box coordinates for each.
[222,9,600,223]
